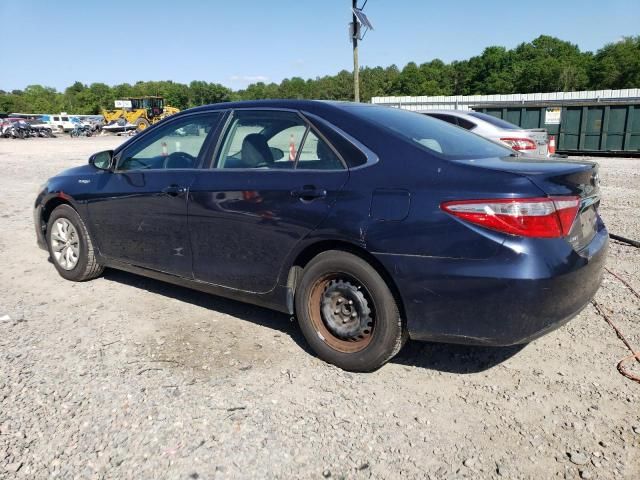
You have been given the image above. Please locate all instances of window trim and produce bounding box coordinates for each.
[113,111,223,173]
[208,108,348,172]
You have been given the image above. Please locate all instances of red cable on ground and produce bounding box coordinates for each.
[605,266,640,301]
[591,268,640,384]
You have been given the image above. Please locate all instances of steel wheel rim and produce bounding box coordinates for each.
[307,273,375,353]
[50,218,80,270]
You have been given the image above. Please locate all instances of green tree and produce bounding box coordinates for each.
[511,36,589,92]
[589,36,640,89]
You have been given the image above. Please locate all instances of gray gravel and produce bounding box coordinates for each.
[0,137,639,479]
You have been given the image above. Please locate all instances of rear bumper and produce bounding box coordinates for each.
[375,225,608,346]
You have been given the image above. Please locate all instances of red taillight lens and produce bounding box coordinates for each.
[500,137,537,151]
[441,196,580,238]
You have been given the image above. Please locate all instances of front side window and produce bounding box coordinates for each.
[215,110,344,170]
[118,113,220,171]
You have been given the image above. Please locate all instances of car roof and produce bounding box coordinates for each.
[185,99,350,115]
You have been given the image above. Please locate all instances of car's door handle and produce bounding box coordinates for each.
[291,186,327,201]
[162,184,187,197]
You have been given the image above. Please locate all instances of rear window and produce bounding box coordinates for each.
[456,117,477,130]
[349,106,511,160]
[425,113,458,126]
[469,112,520,130]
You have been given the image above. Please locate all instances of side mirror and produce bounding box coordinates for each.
[89,150,114,171]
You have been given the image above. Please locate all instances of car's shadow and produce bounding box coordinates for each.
[102,269,525,374]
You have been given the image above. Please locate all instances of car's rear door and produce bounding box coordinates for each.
[189,109,349,293]
[86,112,223,277]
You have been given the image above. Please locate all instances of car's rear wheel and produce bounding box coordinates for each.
[295,250,406,372]
[46,205,104,281]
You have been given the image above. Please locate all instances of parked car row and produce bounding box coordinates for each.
[0,115,107,139]
[1,118,55,139]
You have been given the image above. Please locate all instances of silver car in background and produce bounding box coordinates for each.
[420,110,550,158]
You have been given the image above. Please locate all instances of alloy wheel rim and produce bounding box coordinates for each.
[50,218,80,270]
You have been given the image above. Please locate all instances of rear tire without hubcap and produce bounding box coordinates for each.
[295,250,406,372]
[46,205,104,281]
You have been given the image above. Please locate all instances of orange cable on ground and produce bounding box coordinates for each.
[591,268,640,384]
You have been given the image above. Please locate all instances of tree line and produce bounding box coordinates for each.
[1,35,638,115]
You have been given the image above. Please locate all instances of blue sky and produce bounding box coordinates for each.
[1,0,638,92]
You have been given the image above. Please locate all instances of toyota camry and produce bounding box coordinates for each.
[34,100,608,371]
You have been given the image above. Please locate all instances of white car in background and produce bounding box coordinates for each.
[41,114,77,133]
[420,110,550,158]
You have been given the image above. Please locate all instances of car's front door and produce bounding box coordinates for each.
[189,109,349,293]
[86,112,222,277]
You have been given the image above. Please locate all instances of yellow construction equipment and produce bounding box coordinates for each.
[102,96,180,132]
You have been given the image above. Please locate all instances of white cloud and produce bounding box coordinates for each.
[229,75,270,83]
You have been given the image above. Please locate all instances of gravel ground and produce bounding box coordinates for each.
[0,136,638,479]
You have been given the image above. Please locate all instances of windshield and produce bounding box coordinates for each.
[468,112,521,130]
[348,105,512,159]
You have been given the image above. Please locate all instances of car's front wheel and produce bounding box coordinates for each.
[295,250,406,372]
[46,204,104,281]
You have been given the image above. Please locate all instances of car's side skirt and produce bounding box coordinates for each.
[103,259,292,315]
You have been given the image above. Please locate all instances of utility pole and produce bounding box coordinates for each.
[352,0,360,102]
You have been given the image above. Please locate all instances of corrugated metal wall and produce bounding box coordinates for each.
[371,89,640,154]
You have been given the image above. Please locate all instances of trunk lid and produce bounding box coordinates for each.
[458,156,601,250]
[521,128,549,156]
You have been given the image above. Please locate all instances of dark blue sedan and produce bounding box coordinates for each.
[34,100,608,371]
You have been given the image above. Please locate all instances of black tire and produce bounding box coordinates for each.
[135,118,150,132]
[46,205,104,281]
[295,250,406,372]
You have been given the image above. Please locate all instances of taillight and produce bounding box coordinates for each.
[500,137,537,151]
[441,196,580,238]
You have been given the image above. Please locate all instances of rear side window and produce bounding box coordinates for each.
[296,130,343,170]
[349,105,511,159]
[307,116,367,168]
[215,110,345,170]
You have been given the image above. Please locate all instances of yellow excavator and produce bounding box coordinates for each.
[102,96,180,132]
